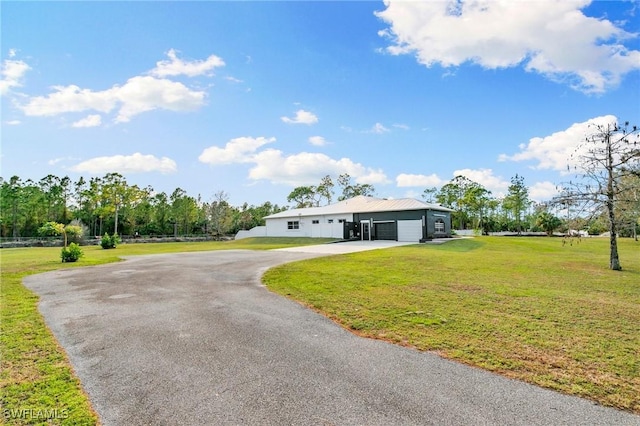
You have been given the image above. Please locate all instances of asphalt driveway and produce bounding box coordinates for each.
[24,247,640,425]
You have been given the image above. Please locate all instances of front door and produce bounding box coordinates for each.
[361,221,370,241]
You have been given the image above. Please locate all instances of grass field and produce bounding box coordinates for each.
[264,236,640,413]
[0,237,334,425]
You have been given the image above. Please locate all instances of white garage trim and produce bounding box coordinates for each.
[397,220,422,242]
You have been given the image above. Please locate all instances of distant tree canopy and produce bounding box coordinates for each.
[427,175,552,236]
[3,158,639,248]
[503,174,531,235]
[0,173,286,239]
[286,173,376,208]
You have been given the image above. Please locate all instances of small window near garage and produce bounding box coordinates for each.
[312,220,320,224]
[327,219,334,224]
[338,219,346,223]
[435,219,445,233]
[287,221,300,230]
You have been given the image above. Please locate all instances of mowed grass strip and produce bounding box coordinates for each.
[0,237,335,425]
[264,237,640,413]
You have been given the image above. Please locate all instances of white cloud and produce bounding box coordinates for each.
[150,49,225,78]
[249,149,388,186]
[72,114,102,128]
[370,122,390,134]
[198,136,276,165]
[113,76,206,122]
[48,157,65,166]
[529,181,560,202]
[21,84,115,116]
[357,169,390,185]
[17,51,220,124]
[393,123,409,130]
[452,168,510,196]
[48,156,79,166]
[499,115,617,172]
[396,173,444,188]
[199,135,388,186]
[20,76,206,123]
[70,153,177,174]
[281,109,319,125]
[4,119,21,125]
[376,1,640,94]
[308,136,327,146]
[8,49,17,58]
[0,57,31,95]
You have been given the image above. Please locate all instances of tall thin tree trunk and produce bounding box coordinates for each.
[12,200,19,239]
[606,131,622,270]
[114,205,119,235]
[608,204,620,270]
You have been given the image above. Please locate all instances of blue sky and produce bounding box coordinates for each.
[2,1,639,207]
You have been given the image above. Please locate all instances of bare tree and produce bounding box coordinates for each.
[555,120,639,270]
[208,190,233,238]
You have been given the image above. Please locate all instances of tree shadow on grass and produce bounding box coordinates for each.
[428,238,484,252]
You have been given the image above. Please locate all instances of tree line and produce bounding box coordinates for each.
[0,173,286,239]
[2,120,637,271]
[289,172,590,236]
[2,167,637,241]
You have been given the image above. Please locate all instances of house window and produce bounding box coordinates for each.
[312,220,320,224]
[435,219,445,233]
[338,219,346,223]
[327,219,334,224]
[287,221,300,230]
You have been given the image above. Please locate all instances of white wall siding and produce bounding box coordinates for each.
[266,218,307,237]
[265,214,352,239]
[235,226,267,240]
[310,222,346,238]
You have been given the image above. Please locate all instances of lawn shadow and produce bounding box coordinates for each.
[428,238,484,252]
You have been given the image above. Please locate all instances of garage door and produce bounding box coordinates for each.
[374,222,396,240]
[397,220,422,242]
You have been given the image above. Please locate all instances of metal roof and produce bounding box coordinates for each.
[264,196,454,219]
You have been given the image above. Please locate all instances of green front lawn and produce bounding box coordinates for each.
[264,236,640,413]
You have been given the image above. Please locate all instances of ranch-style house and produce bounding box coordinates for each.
[236,195,454,242]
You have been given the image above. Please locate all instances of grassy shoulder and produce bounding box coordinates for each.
[0,237,335,425]
[264,236,640,413]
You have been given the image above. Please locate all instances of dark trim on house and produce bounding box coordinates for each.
[347,209,452,241]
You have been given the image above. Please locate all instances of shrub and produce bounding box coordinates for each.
[100,233,121,249]
[61,243,83,263]
[65,224,84,244]
[66,219,88,244]
[38,221,65,238]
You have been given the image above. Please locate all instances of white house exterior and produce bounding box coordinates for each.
[237,196,454,242]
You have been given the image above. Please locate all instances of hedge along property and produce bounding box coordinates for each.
[237,196,454,242]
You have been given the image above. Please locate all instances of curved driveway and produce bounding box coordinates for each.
[25,246,640,425]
